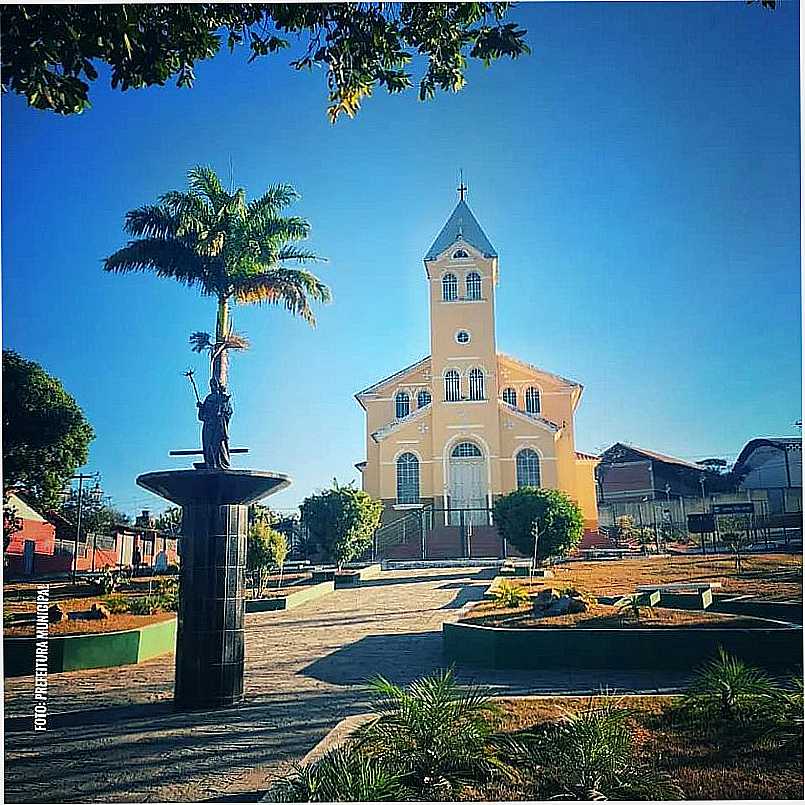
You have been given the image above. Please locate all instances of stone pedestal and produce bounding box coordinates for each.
[136,468,290,710]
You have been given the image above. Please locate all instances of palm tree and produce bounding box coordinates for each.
[104,165,330,387]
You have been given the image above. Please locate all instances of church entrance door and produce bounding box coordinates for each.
[448,442,488,526]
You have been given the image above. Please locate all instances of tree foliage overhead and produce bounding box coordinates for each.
[2,350,95,509]
[300,481,382,568]
[104,165,330,386]
[1,3,530,120]
[492,487,584,562]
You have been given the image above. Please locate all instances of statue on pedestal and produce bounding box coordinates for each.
[197,378,233,470]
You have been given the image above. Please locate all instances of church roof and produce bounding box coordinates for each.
[424,200,497,261]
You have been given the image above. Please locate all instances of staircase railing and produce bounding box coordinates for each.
[373,505,433,559]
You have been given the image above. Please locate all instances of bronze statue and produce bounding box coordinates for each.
[197,378,233,470]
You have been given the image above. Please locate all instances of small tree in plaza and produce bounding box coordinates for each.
[493,487,584,564]
[720,515,752,574]
[247,521,288,597]
[300,482,383,569]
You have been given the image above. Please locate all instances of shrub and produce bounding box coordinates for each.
[682,647,781,721]
[127,596,162,615]
[89,565,128,595]
[102,594,130,614]
[616,593,653,623]
[492,580,531,609]
[300,482,383,569]
[354,669,507,799]
[492,488,583,563]
[523,697,683,800]
[248,522,288,597]
[267,745,410,802]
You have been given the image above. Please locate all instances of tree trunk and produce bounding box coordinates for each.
[213,297,230,387]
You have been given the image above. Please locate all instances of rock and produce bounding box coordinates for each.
[566,597,588,614]
[534,587,559,607]
[544,596,572,616]
[47,604,67,623]
[88,603,111,620]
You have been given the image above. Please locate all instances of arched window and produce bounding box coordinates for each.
[452,249,469,259]
[395,391,410,419]
[396,453,420,504]
[468,368,485,400]
[502,387,517,407]
[444,369,460,401]
[442,273,458,301]
[466,272,481,300]
[516,449,541,488]
[525,387,541,415]
[452,442,482,458]
[417,389,432,408]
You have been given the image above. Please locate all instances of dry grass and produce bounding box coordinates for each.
[477,695,804,801]
[4,611,175,638]
[462,601,770,629]
[543,553,802,601]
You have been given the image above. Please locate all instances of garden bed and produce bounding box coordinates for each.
[547,553,802,602]
[4,616,176,676]
[4,611,174,638]
[246,580,334,612]
[462,601,771,630]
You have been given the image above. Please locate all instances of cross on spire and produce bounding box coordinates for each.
[457,169,467,202]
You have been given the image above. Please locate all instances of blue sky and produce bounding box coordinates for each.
[2,2,801,516]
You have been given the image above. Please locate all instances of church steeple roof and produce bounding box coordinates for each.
[424,198,497,261]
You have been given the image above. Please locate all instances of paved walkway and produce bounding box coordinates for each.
[4,566,691,802]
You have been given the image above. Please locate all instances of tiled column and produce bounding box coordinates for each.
[174,503,247,709]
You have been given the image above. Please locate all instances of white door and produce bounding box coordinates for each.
[449,454,487,526]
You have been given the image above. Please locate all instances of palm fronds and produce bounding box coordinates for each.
[105,165,332,370]
[266,744,410,802]
[353,669,507,798]
[522,696,683,800]
[683,647,780,720]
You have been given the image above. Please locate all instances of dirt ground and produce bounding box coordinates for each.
[544,552,802,601]
[484,695,803,801]
[463,601,769,630]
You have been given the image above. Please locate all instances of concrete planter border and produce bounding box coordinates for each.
[246,580,335,612]
[3,617,176,678]
[443,618,803,672]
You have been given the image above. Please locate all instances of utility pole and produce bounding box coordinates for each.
[699,474,707,556]
[66,472,97,584]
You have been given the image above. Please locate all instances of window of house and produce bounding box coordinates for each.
[452,249,469,259]
[395,391,410,419]
[455,329,471,344]
[444,369,460,401]
[442,273,458,301]
[468,368,485,400]
[396,453,420,504]
[452,442,482,458]
[525,387,541,414]
[466,272,481,300]
[417,389,432,408]
[516,449,541,488]
[502,387,517,407]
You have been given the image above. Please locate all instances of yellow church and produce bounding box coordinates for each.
[355,188,598,559]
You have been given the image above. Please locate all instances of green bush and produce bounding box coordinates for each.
[354,669,507,799]
[681,647,782,722]
[267,745,410,802]
[127,596,163,615]
[492,488,584,563]
[522,697,682,800]
[491,579,531,609]
[300,482,383,569]
[102,594,130,614]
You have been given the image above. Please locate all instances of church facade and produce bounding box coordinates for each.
[355,191,598,552]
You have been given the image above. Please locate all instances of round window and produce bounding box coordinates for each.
[455,330,471,344]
